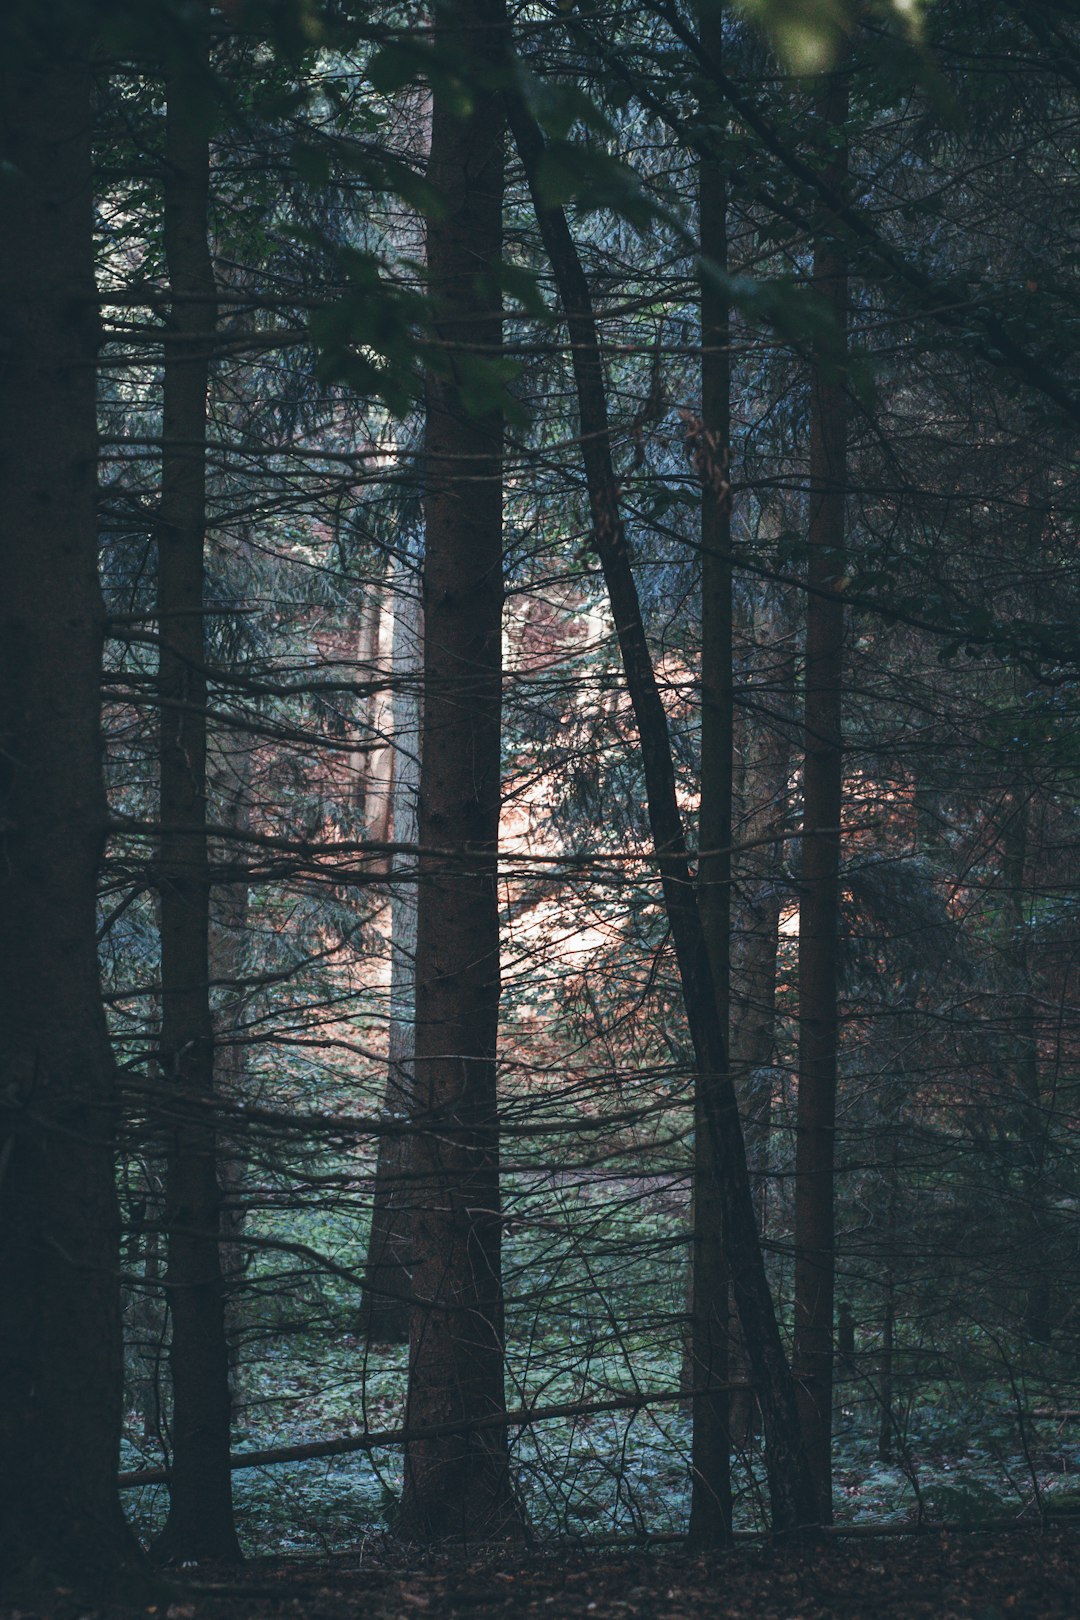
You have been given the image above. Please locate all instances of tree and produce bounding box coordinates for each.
[397,0,519,1540]
[509,78,820,1535]
[0,12,144,1598]
[151,15,241,1563]
[688,0,734,1547]
[359,559,423,1344]
[792,66,849,1524]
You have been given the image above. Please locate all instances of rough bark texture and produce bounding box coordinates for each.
[359,568,423,1344]
[793,71,850,1527]
[688,38,734,1544]
[0,35,144,1599]
[509,93,819,1535]
[152,30,240,1564]
[398,0,518,1541]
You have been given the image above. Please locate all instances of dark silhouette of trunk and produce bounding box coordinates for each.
[398,0,518,1541]
[126,1158,168,1445]
[509,91,819,1536]
[359,568,423,1343]
[876,1149,898,1463]
[729,588,796,1451]
[0,34,144,1599]
[793,70,849,1527]
[151,27,240,1564]
[731,592,797,1202]
[688,14,733,1542]
[208,726,254,1378]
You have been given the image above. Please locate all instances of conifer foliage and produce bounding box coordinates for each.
[4,0,1080,1596]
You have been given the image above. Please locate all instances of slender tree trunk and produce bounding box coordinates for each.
[152,29,240,1564]
[0,35,144,1599]
[398,0,518,1541]
[793,70,849,1527]
[361,573,397,855]
[688,20,733,1541]
[876,1149,898,1463]
[733,594,796,1214]
[729,590,796,1449]
[359,567,423,1343]
[509,92,819,1535]
[349,580,385,812]
[208,726,254,1378]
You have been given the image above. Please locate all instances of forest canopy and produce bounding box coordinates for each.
[3,0,1080,1599]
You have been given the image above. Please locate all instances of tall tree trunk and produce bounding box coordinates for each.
[359,566,423,1343]
[151,28,240,1564]
[732,591,797,1215]
[729,587,797,1450]
[0,33,144,1599]
[509,92,819,1536]
[688,16,733,1542]
[397,0,518,1541]
[793,70,849,1527]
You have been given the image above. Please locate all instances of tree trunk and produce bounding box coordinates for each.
[688,21,733,1542]
[398,0,518,1541]
[361,573,397,855]
[0,34,144,1599]
[151,27,240,1564]
[359,566,423,1344]
[729,587,796,1450]
[876,1149,898,1463]
[793,71,849,1527]
[509,91,819,1536]
[208,724,254,1381]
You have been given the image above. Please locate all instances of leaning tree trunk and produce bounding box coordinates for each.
[397,0,518,1541]
[0,33,144,1600]
[792,69,849,1527]
[359,565,423,1343]
[509,90,819,1536]
[151,25,240,1564]
[688,16,734,1542]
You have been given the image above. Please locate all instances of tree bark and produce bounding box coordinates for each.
[151,26,240,1564]
[688,18,733,1542]
[397,0,518,1541]
[0,32,144,1599]
[359,565,423,1343]
[508,91,819,1535]
[793,70,849,1527]
[729,587,797,1450]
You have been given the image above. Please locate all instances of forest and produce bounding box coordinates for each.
[4,0,1080,1613]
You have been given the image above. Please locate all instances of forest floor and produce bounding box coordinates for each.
[12,1527,1080,1620]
